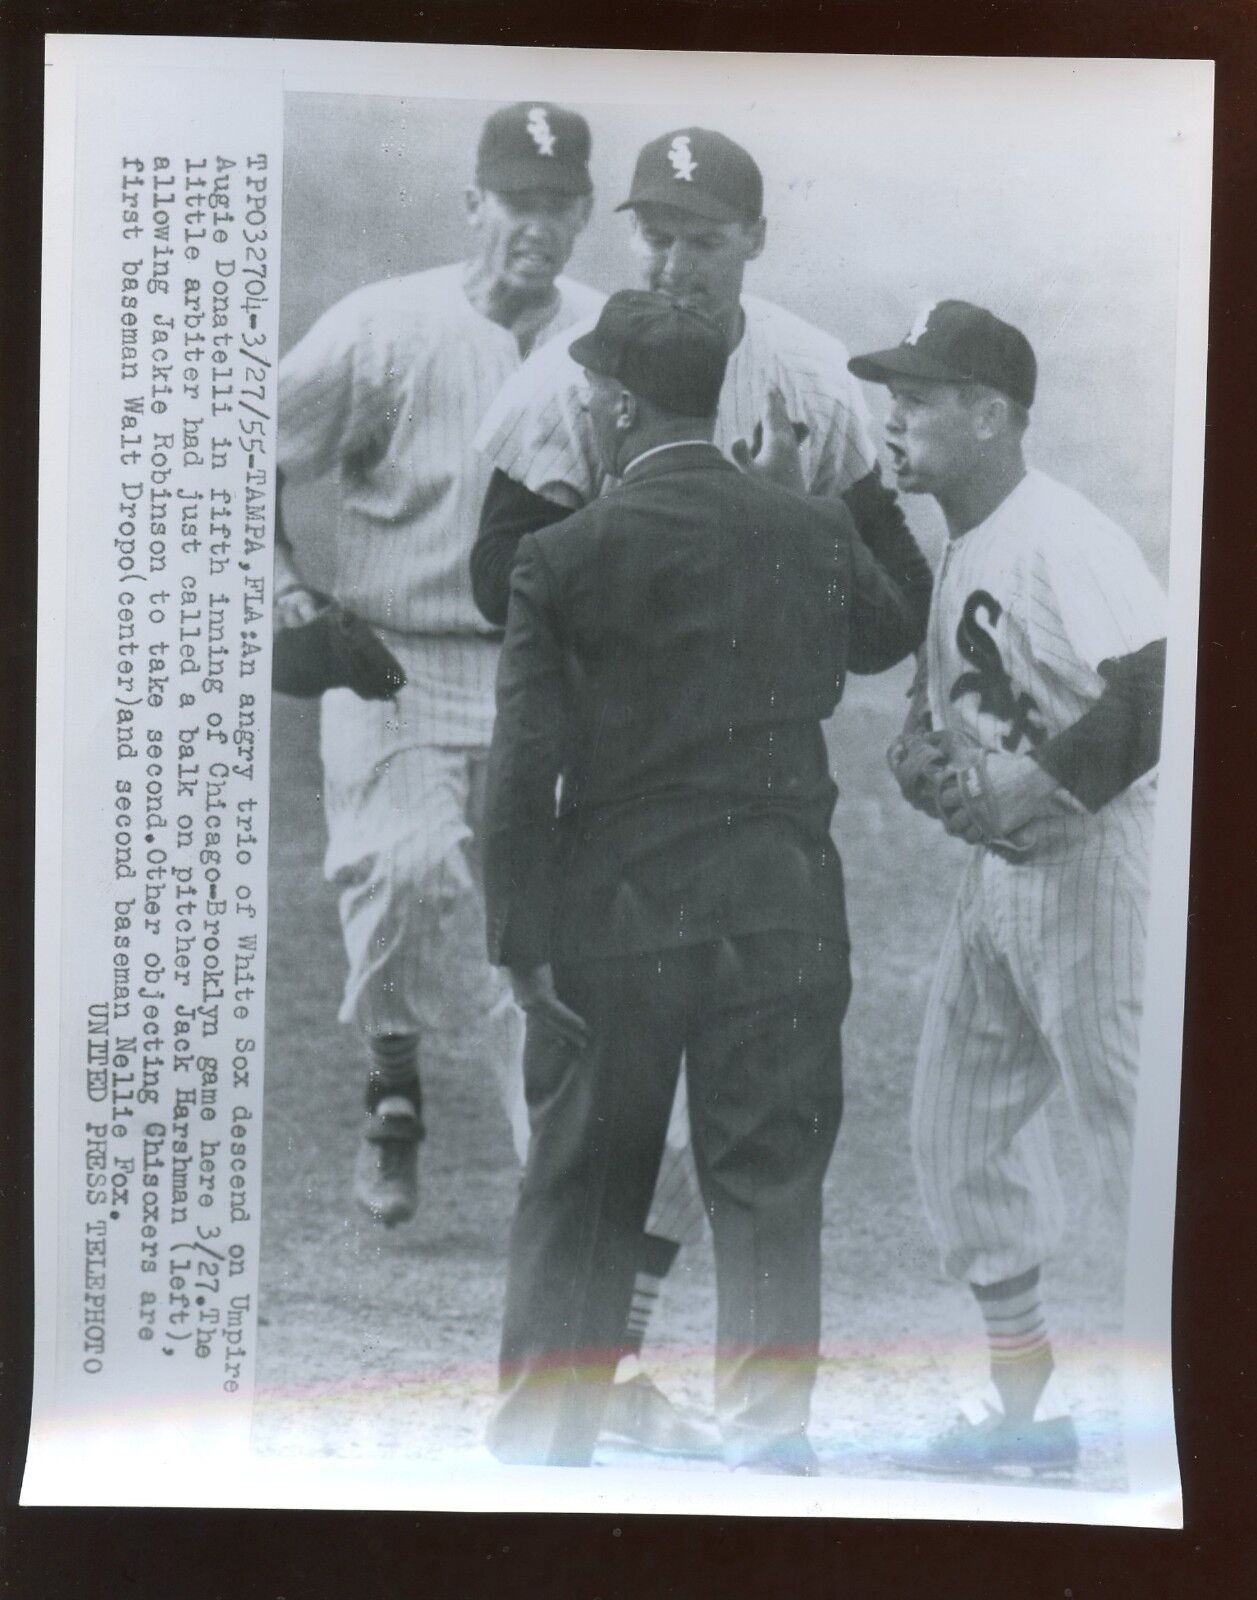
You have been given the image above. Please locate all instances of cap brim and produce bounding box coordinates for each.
[616,183,750,224]
[477,158,592,197]
[847,345,977,387]
[567,328,616,377]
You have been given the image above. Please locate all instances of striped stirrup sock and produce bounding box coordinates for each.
[622,1232,681,1357]
[972,1267,1054,1423]
[364,1033,422,1123]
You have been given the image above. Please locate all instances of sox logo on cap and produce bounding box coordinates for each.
[904,301,939,346]
[527,107,556,156]
[667,134,697,182]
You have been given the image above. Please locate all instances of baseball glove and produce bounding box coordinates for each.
[887,655,953,818]
[272,590,407,701]
[935,752,1037,863]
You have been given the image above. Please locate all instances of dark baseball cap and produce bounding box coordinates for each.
[848,300,1037,410]
[616,128,763,224]
[475,102,593,197]
[569,290,728,416]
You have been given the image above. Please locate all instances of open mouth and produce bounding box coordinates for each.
[885,442,908,470]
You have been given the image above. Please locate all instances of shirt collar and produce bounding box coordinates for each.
[622,439,725,478]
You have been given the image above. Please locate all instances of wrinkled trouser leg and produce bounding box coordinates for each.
[489,933,849,1470]
[489,952,689,1466]
[685,935,849,1468]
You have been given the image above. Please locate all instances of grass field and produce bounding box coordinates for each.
[252,670,1127,1492]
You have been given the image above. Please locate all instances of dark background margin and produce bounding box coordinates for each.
[2,2,1254,1596]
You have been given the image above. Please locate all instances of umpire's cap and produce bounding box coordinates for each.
[848,300,1037,410]
[570,290,728,417]
[617,128,763,224]
[476,102,593,197]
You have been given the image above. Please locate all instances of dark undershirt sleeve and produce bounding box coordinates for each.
[472,468,574,626]
[841,469,933,672]
[1032,638,1166,811]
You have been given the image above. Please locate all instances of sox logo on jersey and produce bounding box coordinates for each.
[950,590,1047,752]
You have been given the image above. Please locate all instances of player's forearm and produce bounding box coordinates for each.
[1031,639,1166,811]
[842,474,932,673]
[843,469,934,623]
[472,469,576,625]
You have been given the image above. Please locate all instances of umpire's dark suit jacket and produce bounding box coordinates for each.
[484,443,929,969]
[481,441,929,1469]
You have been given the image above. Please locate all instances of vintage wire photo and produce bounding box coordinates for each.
[28,37,1209,1522]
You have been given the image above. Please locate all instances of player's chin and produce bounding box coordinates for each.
[507,256,558,289]
[888,456,924,492]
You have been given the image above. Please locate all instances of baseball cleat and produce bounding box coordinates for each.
[352,1095,423,1227]
[732,1437,822,1477]
[889,1382,1079,1479]
[600,1374,722,1458]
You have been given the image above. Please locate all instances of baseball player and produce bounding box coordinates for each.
[847,300,1167,1477]
[274,103,602,1230]
[470,126,920,1422]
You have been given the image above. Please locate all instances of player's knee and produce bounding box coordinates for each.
[387,832,475,910]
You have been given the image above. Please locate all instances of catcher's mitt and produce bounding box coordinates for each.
[272,590,407,701]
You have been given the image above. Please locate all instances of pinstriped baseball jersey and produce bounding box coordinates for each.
[927,468,1166,852]
[279,264,606,638]
[474,292,878,504]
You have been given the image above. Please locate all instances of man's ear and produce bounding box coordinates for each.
[615,388,637,430]
[973,390,1009,442]
[743,216,767,262]
[464,186,485,229]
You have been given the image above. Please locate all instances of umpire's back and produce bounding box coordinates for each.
[531,445,854,816]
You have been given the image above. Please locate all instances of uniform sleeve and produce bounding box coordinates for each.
[472,470,575,626]
[1032,638,1166,809]
[1028,520,1168,692]
[473,334,604,506]
[483,536,569,969]
[277,291,398,484]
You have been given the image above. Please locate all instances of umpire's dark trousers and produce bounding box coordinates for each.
[487,929,850,1469]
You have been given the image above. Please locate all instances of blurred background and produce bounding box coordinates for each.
[281,76,1184,582]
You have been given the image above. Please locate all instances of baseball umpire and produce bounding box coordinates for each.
[273,104,601,1225]
[481,290,931,1473]
[848,300,1167,1477]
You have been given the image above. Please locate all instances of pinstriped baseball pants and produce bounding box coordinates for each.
[320,684,529,1158]
[912,814,1151,1288]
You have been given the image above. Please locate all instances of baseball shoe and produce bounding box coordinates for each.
[732,1438,822,1477]
[352,1095,422,1227]
[600,1374,722,1458]
[889,1381,1079,1479]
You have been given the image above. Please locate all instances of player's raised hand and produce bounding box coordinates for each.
[508,964,592,1051]
[275,584,323,631]
[731,387,808,493]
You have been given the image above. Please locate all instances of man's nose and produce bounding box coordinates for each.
[660,241,694,281]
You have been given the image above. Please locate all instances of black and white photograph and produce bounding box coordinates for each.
[27,37,1210,1524]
